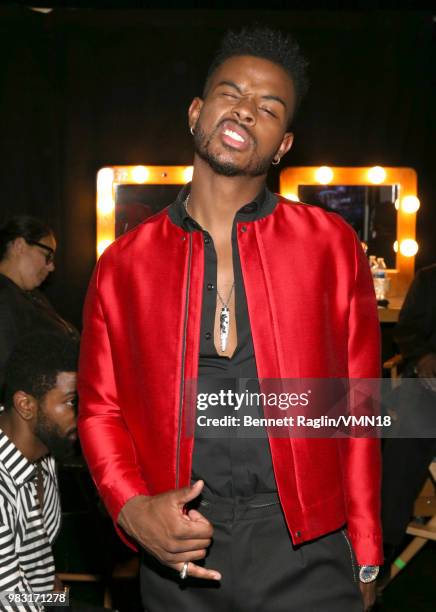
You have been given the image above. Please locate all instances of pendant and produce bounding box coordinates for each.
[219,306,230,352]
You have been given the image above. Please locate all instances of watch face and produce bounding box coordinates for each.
[359,565,380,583]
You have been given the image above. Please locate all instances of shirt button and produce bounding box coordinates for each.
[295,530,301,538]
[207,283,215,291]
[240,226,247,233]
[204,236,211,244]
[205,332,212,340]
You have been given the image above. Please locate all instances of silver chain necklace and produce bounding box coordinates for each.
[184,195,234,353]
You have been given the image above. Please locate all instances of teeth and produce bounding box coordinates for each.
[224,129,245,143]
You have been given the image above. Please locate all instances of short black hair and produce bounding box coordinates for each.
[2,333,79,410]
[204,26,309,119]
[0,215,54,262]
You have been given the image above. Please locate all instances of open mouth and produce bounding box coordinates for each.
[223,128,245,143]
[220,121,251,151]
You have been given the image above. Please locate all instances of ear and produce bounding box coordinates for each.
[9,237,26,257]
[13,391,38,421]
[188,97,203,134]
[275,132,294,161]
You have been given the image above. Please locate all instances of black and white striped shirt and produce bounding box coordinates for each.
[0,430,61,611]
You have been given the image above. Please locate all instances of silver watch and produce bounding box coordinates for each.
[358,565,379,583]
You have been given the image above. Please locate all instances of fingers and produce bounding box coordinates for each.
[175,480,204,506]
[187,508,209,523]
[173,561,221,582]
[176,513,214,540]
[163,537,212,552]
[163,548,209,564]
[183,561,221,581]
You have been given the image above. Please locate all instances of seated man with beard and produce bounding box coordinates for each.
[0,332,78,609]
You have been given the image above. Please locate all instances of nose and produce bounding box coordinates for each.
[232,97,256,125]
[47,260,55,272]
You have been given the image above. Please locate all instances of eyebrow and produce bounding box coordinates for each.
[215,80,288,111]
[64,391,77,398]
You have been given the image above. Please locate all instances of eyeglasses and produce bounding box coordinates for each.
[26,240,55,264]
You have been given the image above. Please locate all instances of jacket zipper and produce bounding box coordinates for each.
[175,233,193,488]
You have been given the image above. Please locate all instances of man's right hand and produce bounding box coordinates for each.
[117,480,221,581]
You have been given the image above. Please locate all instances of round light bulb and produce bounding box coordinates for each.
[97,167,114,191]
[315,166,334,185]
[399,239,418,257]
[97,199,115,215]
[97,239,113,257]
[401,196,420,214]
[183,166,194,183]
[393,240,398,253]
[367,166,386,184]
[131,166,150,183]
[97,168,115,215]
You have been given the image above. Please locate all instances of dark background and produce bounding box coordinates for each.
[0,4,434,328]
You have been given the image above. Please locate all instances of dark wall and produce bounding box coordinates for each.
[0,7,434,328]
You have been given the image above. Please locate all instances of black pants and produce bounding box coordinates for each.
[140,492,363,611]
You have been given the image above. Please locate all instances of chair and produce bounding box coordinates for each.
[389,460,436,581]
[58,556,139,609]
[381,355,436,587]
[383,354,403,386]
[55,460,140,609]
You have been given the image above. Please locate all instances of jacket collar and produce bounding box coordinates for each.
[167,182,278,232]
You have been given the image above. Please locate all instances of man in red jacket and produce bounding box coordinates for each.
[78,27,382,611]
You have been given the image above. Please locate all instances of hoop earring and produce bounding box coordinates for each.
[190,126,195,136]
[272,156,281,166]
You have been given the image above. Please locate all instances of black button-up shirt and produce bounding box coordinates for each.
[169,185,278,497]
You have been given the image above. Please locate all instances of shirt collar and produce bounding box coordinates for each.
[0,429,47,486]
[168,182,278,232]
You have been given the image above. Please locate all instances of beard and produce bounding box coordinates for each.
[35,409,76,462]
[193,120,275,177]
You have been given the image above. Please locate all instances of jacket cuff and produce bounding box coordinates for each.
[347,530,383,566]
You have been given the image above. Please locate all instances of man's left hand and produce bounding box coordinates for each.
[359,581,376,611]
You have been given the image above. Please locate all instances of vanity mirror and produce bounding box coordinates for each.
[96,165,193,256]
[280,166,419,320]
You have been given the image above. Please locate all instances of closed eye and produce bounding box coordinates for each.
[260,107,276,117]
[222,92,238,99]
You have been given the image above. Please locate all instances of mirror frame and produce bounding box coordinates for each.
[96,165,193,258]
[279,166,418,303]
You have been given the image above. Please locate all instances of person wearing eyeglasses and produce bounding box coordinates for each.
[0,215,79,395]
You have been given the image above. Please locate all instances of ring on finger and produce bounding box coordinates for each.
[179,561,189,580]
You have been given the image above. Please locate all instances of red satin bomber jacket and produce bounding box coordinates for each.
[78,196,383,565]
